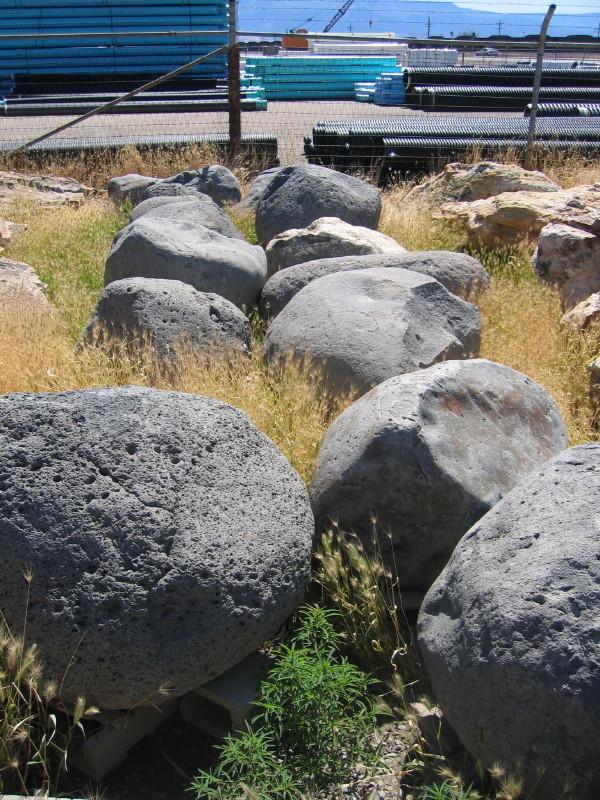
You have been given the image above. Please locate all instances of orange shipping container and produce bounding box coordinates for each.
[282,34,309,50]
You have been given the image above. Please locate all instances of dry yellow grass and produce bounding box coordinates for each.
[381,190,599,445]
[0,143,268,190]
[0,300,349,485]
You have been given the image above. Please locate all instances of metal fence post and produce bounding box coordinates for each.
[525,4,556,170]
[228,0,242,155]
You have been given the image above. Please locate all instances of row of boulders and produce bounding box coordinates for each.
[2,160,598,799]
[99,163,490,392]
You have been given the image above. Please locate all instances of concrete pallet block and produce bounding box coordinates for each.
[68,698,178,781]
[180,651,272,738]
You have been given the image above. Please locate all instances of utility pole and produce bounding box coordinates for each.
[526,4,556,170]
[595,22,600,39]
[228,0,241,155]
[497,19,503,36]
[427,16,431,38]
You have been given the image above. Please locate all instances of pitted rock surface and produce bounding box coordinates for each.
[312,359,567,591]
[105,217,267,310]
[260,251,489,317]
[107,174,156,206]
[162,165,241,207]
[84,278,251,357]
[255,165,381,245]
[237,167,284,211]
[264,267,481,396]
[0,386,314,709]
[130,195,245,240]
[418,444,600,799]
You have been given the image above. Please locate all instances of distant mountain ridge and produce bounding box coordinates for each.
[238,0,600,40]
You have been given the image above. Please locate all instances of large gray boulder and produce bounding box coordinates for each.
[237,167,284,212]
[260,251,490,318]
[311,359,567,591]
[136,181,208,206]
[107,173,156,206]
[265,217,406,277]
[130,195,245,240]
[533,221,600,309]
[418,444,600,800]
[264,268,481,397]
[83,278,251,357]
[255,165,382,245]
[162,165,242,207]
[104,217,267,310]
[0,386,314,709]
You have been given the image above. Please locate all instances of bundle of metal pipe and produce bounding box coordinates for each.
[305,116,600,173]
[526,102,600,117]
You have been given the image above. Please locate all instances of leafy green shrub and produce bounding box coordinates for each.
[190,606,379,799]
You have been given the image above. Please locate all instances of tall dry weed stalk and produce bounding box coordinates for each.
[0,576,97,795]
[314,524,421,709]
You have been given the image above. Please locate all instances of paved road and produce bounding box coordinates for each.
[0,100,520,165]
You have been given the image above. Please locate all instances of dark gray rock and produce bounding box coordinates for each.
[418,444,600,800]
[104,217,267,310]
[254,165,382,245]
[135,181,209,206]
[312,359,567,591]
[0,386,314,709]
[162,165,242,207]
[107,174,156,206]
[237,167,284,211]
[260,251,490,318]
[264,267,481,396]
[130,196,245,240]
[84,278,251,357]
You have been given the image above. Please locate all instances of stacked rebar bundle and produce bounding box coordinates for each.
[526,102,600,117]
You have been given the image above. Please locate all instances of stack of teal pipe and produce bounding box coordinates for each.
[242,56,401,101]
[0,0,229,86]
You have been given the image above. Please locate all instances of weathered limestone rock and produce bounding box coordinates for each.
[0,257,50,308]
[561,292,600,331]
[264,267,480,397]
[440,184,600,248]
[255,165,382,245]
[312,359,567,591]
[418,444,600,800]
[0,171,94,207]
[265,217,406,276]
[408,160,560,203]
[534,220,600,308]
[0,386,314,709]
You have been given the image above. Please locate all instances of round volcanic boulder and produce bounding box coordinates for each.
[0,386,314,709]
[237,167,284,212]
[135,181,208,206]
[255,165,382,245]
[104,217,267,310]
[130,196,245,240]
[263,268,481,397]
[162,165,242,207]
[312,359,567,591]
[418,444,600,800]
[83,278,251,357]
[260,251,490,318]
